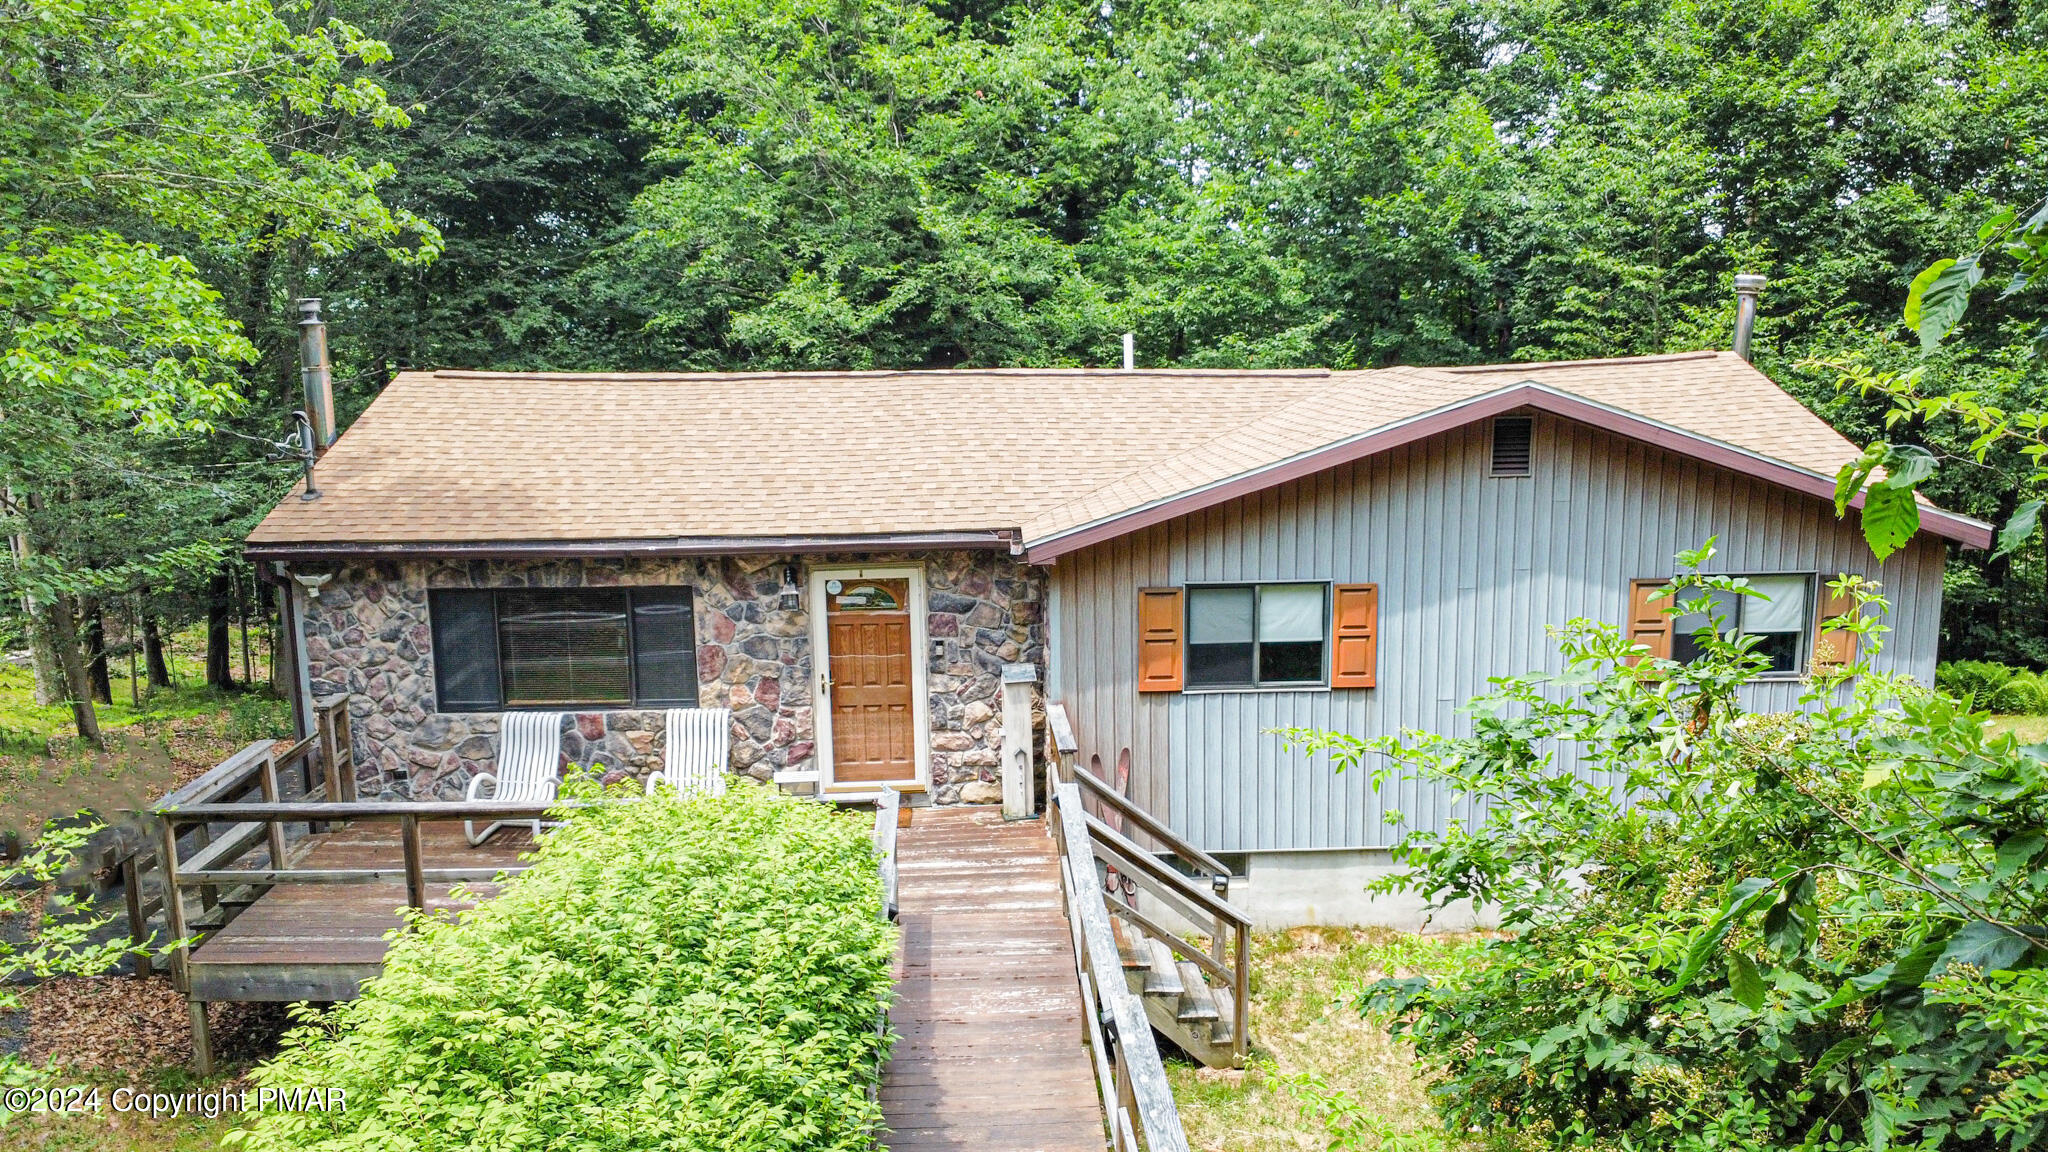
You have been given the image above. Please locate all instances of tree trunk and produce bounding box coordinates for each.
[26,604,61,705]
[205,570,235,690]
[142,614,172,688]
[10,495,62,706]
[236,566,252,686]
[83,597,112,704]
[38,595,102,747]
[267,582,291,698]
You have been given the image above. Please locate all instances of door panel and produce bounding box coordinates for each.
[826,578,916,783]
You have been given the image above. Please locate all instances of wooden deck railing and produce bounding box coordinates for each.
[108,697,355,975]
[1044,703,1252,1068]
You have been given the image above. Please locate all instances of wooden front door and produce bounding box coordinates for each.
[825,578,916,783]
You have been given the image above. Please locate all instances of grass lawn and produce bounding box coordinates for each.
[0,628,290,838]
[1168,927,1482,1152]
[1986,713,2048,742]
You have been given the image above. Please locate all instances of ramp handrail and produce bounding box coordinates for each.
[1044,702,1251,1067]
[1050,780,1191,1152]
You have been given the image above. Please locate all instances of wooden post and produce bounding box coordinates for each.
[258,754,289,870]
[189,1002,213,1077]
[158,817,211,1074]
[1233,919,1250,1067]
[999,664,1037,820]
[316,703,342,804]
[121,853,147,978]
[399,815,425,915]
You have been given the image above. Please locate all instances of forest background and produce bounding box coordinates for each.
[6,0,2048,724]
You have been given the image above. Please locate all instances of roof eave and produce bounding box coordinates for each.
[245,530,1022,564]
[1021,382,1996,560]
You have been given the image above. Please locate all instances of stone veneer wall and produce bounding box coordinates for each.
[298,551,1045,803]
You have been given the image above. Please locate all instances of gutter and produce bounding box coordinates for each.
[245,530,1025,564]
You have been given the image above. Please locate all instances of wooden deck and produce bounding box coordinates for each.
[882,806,1106,1151]
[183,821,531,1002]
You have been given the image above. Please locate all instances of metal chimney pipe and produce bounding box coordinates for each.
[297,298,336,449]
[1732,273,1766,361]
[1121,332,1135,371]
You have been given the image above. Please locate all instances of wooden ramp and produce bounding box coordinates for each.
[882,806,1106,1151]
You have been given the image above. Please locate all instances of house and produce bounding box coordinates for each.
[246,343,1992,927]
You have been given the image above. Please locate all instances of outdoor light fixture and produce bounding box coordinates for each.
[779,565,801,611]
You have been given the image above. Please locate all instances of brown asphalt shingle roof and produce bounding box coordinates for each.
[248,351,1979,552]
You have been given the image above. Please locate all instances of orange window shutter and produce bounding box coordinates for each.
[1814,581,1860,668]
[1137,587,1184,692]
[1330,584,1379,688]
[1626,579,1673,665]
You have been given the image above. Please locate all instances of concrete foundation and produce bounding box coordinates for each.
[1229,849,1492,932]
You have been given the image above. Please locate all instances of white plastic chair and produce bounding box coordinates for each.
[466,711,564,845]
[645,708,732,797]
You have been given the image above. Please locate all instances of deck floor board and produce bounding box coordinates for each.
[188,822,529,971]
[881,806,1105,1152]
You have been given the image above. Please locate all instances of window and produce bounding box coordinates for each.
[1185,583,1327,689]
[1490,416,1533,476]
[428,587,698,711]
[1668,574,1811,675]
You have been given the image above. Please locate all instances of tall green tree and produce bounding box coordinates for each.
[0,0,434,741]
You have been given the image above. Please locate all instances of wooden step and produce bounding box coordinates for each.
[1175,962,1220,1022]
[1142,940,1183,998]
[1111,917,1147,971]
[1211,985,1236,1045]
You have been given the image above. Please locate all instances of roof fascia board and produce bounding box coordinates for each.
[246,531,1017,563]
[1024,382,1994,559]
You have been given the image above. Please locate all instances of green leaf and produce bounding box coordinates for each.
[1904,255,1982,352]
[1670,876,1782,992]
[1811,1034,1867,1079]
[1728,952,1765,1011]
[1995,499,2045,558]
[1875,444,1938,490]
[1888,932,1954,989]
[1763,872,1819,961]
[1861,485,1922,561]
[1931,920,2039,977]
[1834,444,1886,516]
[1994,831,2047,883]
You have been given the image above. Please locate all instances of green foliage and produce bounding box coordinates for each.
[1284,550,2048,1152]
[229,785,896,1152]
[1937,661,2027,705]
[0,819,171,1112]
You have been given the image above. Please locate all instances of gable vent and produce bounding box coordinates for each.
[1490,416,1533,476]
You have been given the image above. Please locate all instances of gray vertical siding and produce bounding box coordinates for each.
[1048,413,1948,853]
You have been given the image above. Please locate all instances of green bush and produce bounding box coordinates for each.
[1935,659,2046,711]
[1287,555,2048,1152]
[229,785,896,1152]
[1990,671,2048,716]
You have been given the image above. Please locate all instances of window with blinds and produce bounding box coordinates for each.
[1185,582,1328,689]
[1668,574,1813,675]
[428,587,699,711]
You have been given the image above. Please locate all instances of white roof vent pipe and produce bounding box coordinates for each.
[1732,273,1766,362]
[1122,332,1135,370]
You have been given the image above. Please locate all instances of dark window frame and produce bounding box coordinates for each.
[1668,572,1814,679]
[1183,581,1330,691]
[428,587,700,712]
